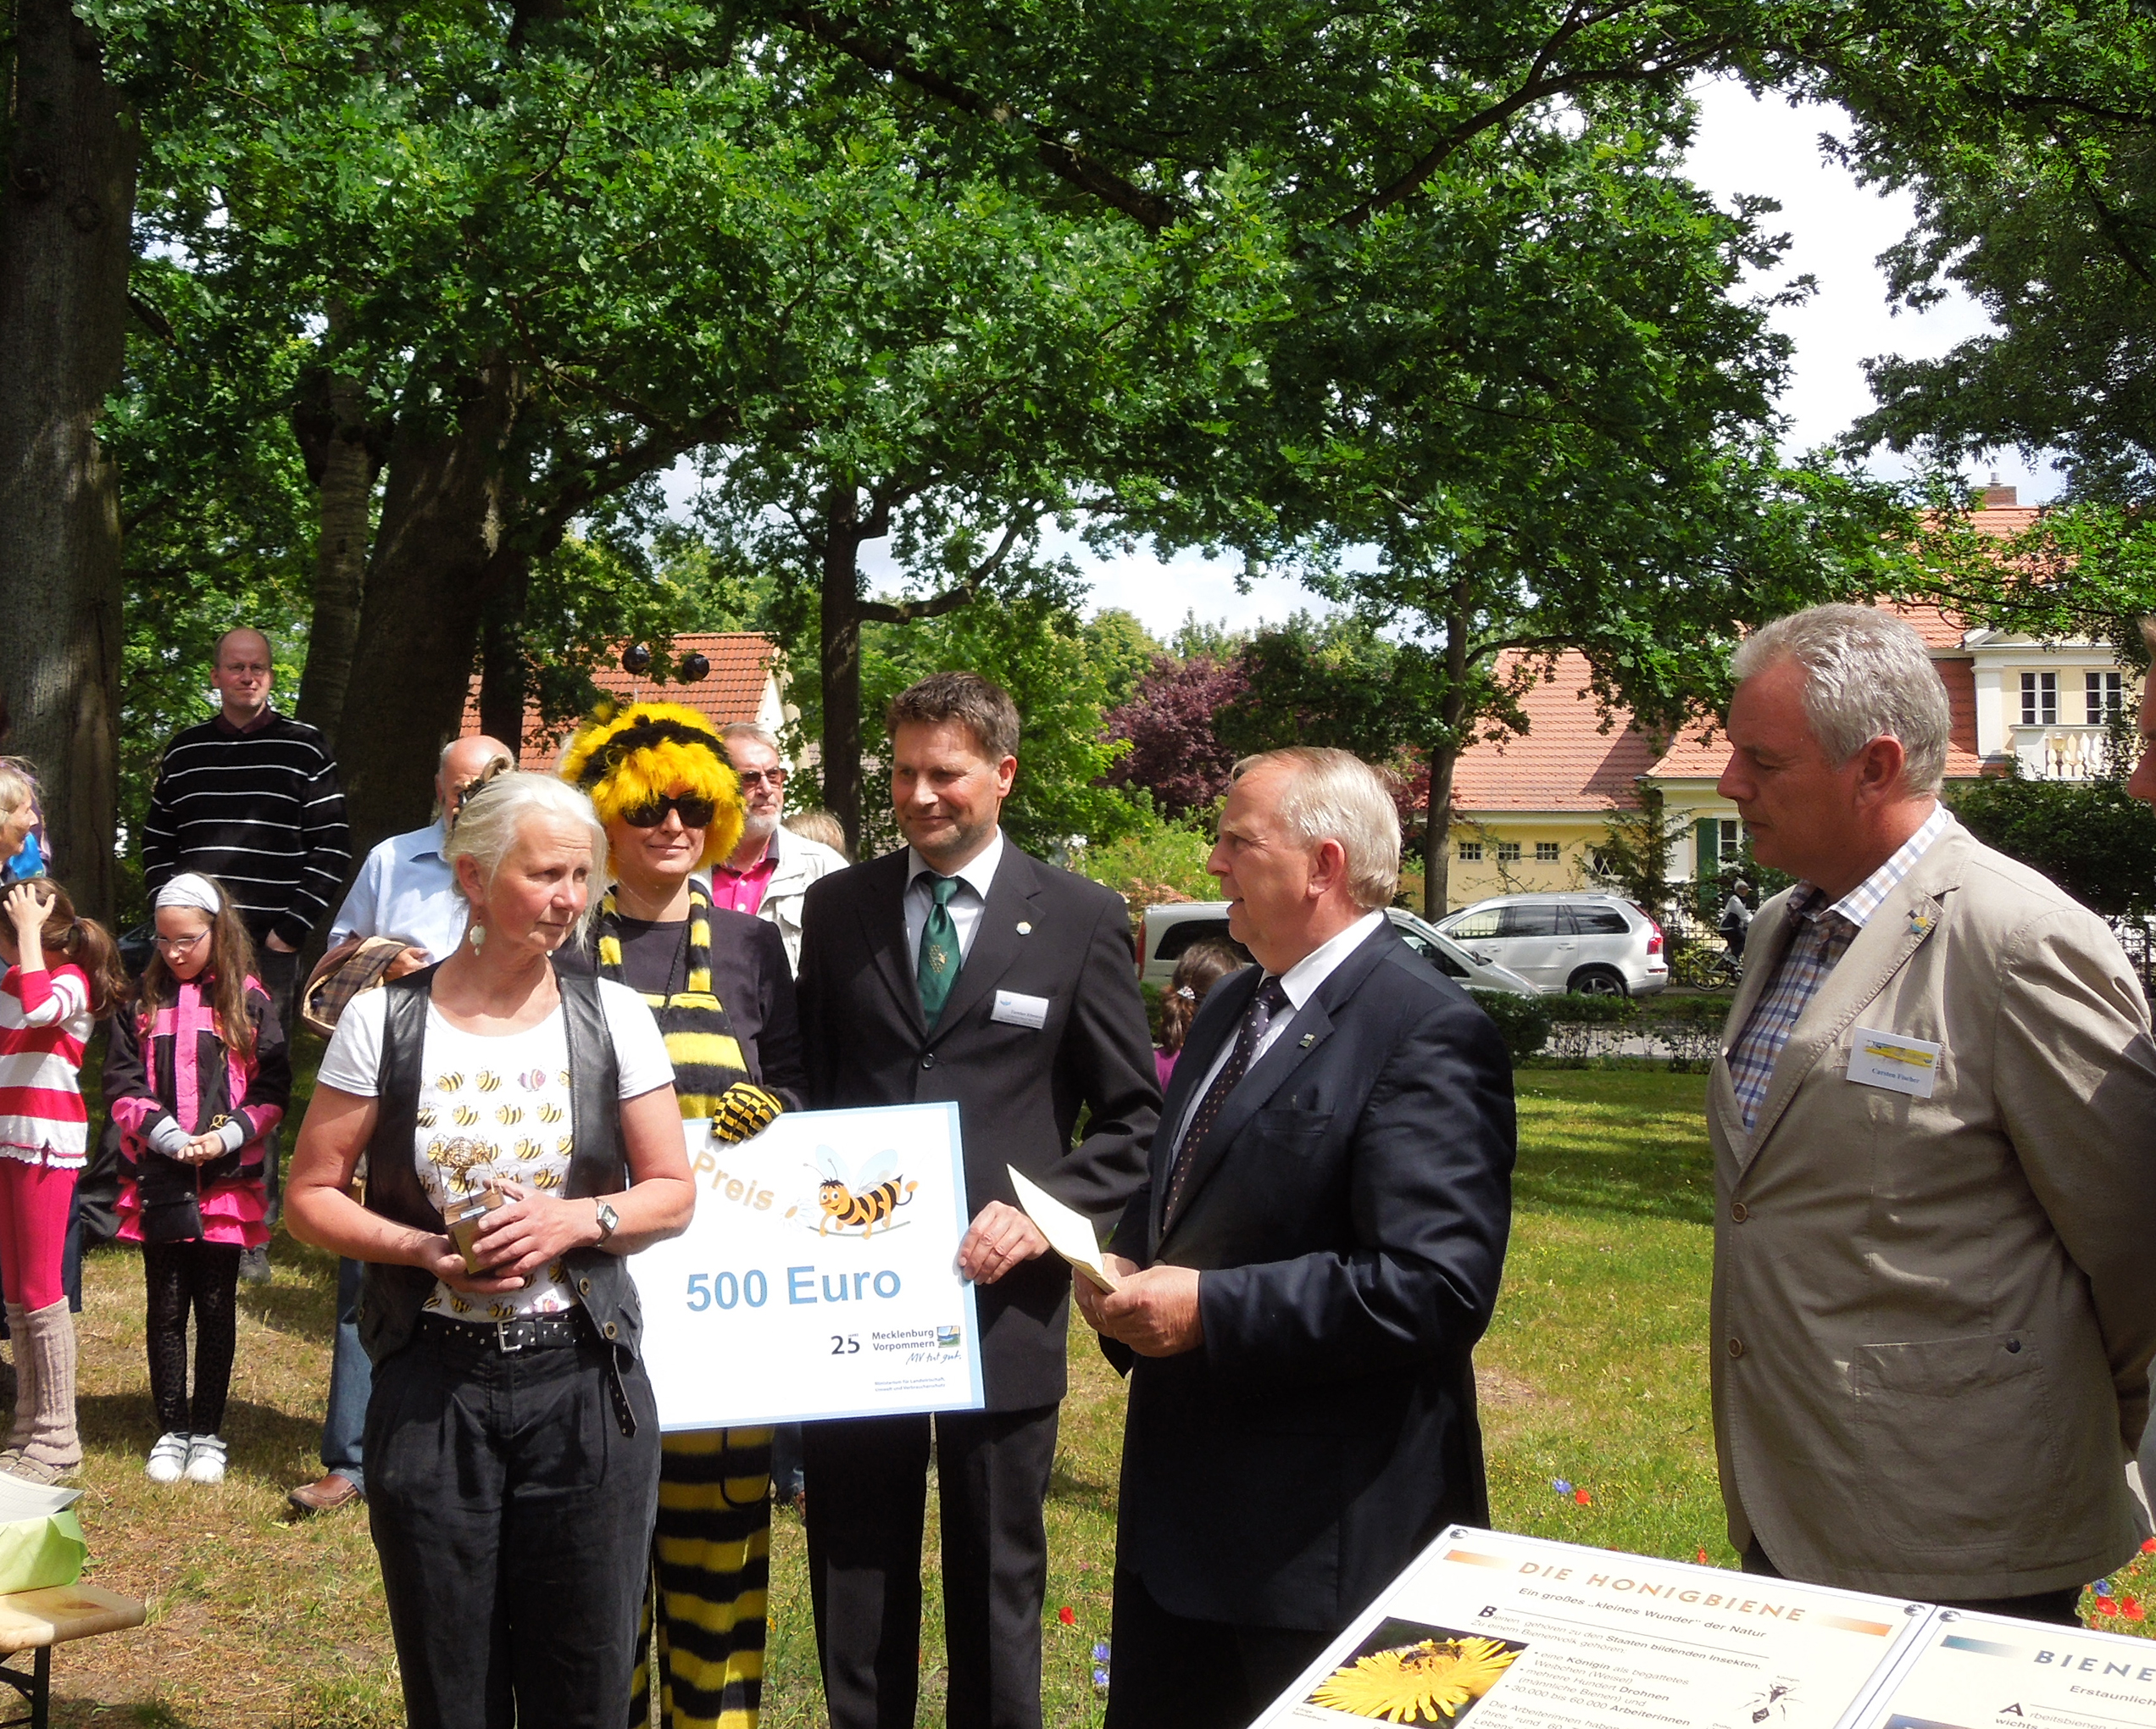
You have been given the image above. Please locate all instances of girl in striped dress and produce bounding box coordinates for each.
[104,873,290,1485]
[0,879,128,1482]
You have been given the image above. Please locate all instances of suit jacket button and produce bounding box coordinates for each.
[1726,1337,1745,1359]
[921,1053,936,1069]
[1730,1201,1749,1222]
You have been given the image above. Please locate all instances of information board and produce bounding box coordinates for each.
[1859,1608,2156,1727]
[630,1103,985,1429]
[1252,1527,1933,1729]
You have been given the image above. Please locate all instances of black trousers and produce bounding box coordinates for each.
[1103,1568,1335,1729]
[364,1321,661,1729]
[253,946,300,1216]
[802,1404,1059,1729]
[1742,1539,2083,1626]
[142,1240,240,1436]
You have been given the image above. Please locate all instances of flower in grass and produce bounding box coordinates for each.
[2097,1596,2120,1616]
[1092,1642,1112,1692]
[1696,1549,1709,1565]
[2144,1537,2156,1555]
[1059,1606,1075,1626]
[1309,1637,1517,1723]
[2097,1579,2114,1597]
[1574,1488,1592,1506]
[1552,1479,1572,1496]
[2126,1598,2146,1621]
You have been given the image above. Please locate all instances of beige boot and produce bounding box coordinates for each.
[7,1302,79,1483]
[0,1304,32,1467]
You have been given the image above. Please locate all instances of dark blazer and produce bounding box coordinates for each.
[796,842,1159,1410]
[1106,921,1515,1632]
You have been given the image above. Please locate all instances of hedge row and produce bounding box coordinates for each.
[1470,989,1736,1064]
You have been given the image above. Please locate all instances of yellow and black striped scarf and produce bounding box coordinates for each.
[594,881,751,1118]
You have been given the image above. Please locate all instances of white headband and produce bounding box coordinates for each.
[155,874,222,916]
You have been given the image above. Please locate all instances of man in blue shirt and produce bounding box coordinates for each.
[286,731,510,1515]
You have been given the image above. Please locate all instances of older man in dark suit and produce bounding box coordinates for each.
[1078,746,1515,1729]
[795,672,1159,1729]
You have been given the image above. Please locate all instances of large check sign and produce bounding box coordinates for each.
[631,1103,985,1430]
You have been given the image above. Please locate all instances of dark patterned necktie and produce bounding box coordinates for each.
[916,876,963,1027]
[1166,976,1289,1216]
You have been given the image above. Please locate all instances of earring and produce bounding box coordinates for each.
[468,922,486,954]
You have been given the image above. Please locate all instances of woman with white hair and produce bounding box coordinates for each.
[287,771,694,1729]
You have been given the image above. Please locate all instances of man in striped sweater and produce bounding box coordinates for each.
[142,628,350,1269]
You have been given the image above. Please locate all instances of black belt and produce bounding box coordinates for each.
[415,1310,591,1354]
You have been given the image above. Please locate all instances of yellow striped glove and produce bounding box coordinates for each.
[711,1082,784,1144]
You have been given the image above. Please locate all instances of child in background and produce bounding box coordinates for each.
[0,878,127,1482]
[0,759,48,888]
[105,875,288,1486]
[1154,937,1247,1092]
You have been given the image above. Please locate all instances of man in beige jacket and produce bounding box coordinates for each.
[1709,603,2156,1621]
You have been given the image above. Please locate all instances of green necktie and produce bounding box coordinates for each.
[916,875,964,1027]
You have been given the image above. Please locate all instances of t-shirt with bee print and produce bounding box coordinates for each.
[318,981,673,1324]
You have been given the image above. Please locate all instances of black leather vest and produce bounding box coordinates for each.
[357,959,645,1370]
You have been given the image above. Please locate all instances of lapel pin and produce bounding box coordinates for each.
[1016,920,1032,936]
[1299,1033,1316,1048]
[1908,911,1934,938]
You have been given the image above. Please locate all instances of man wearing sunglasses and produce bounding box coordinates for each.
[713,722,846,975]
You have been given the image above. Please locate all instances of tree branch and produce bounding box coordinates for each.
[853,514,1031,622]
[773,3,1182,231]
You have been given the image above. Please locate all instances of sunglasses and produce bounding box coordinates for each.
[620,794,717,830]
[735,767,788,789]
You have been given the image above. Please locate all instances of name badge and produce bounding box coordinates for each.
[992,990,1051,1030]
[1847,1026,1942,1098]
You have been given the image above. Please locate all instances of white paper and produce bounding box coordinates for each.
[1252,1526,1931,1729]
[1859,1609,2156,1728]
[991,989,1051,1030]
[1007,1164,1116,1291]
[0,1476,81,1521]
[1848,1026,1942,1099]
[629,1104,984,1429]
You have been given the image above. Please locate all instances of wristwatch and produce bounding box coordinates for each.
[593,1200,620,1246]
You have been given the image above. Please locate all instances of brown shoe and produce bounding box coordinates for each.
[287,1474,362,1515]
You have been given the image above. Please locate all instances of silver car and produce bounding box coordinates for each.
[1432,893,1669,997]
[1140,902,1538,996]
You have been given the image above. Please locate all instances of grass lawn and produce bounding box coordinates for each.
[36,1061,2151,1725]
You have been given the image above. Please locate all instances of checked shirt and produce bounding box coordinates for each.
[1725,803,1953,1131]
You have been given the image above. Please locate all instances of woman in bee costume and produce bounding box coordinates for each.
[559,701,806,1729]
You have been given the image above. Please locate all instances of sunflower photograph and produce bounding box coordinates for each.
[1303,1621,1527,1726]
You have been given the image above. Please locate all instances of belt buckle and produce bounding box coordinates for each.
[495,1320,525,1354]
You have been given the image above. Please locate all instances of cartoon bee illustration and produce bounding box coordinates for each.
[436,1072,464,1094]
[808,1147,918,1237]
[536,1102,564,1124]
[475,1070,502,1092]
[416,1105,438,1128]
[547,1261,565,1283]
[556,1135,575,1156]
[495,1104,524,1126]
[514,1137,545,1161]
[448,1293,473,1315]
[486,1301,516,1320]
[452,1104,480,1126]
[556,1070,570,1088]
[531,1167,565,1191]
[518,1068,547,1092]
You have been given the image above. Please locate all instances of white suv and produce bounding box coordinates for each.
[1139,903,1538,996]
[1432,893,1669,997]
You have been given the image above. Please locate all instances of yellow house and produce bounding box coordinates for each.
[1441,495,2083,913]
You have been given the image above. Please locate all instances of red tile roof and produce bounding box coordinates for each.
[462,634,780,772]
[1449,653,1667,813]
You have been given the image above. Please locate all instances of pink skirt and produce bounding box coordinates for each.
[116,1179,270,1249]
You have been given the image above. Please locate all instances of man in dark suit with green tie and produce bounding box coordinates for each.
[794,671,1160,1729]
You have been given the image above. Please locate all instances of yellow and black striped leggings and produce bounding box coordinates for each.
[631,1427,772,1729]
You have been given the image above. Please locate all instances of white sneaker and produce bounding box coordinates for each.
[181,1434,226,1484]
[146,1432,190,1483]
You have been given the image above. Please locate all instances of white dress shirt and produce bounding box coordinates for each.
[1169,908,1386,1155]
[903,829,1007,974]
[327,820,469,962]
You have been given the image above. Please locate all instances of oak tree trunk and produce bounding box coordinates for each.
[1424,601,1473,919]
[819,484,866,855]
[0,0,136,919]
[477,559,531,753]
[294,308,374,747]
[335,367,523,863]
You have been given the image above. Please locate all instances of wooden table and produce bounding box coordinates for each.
[0,1583,145,1729]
